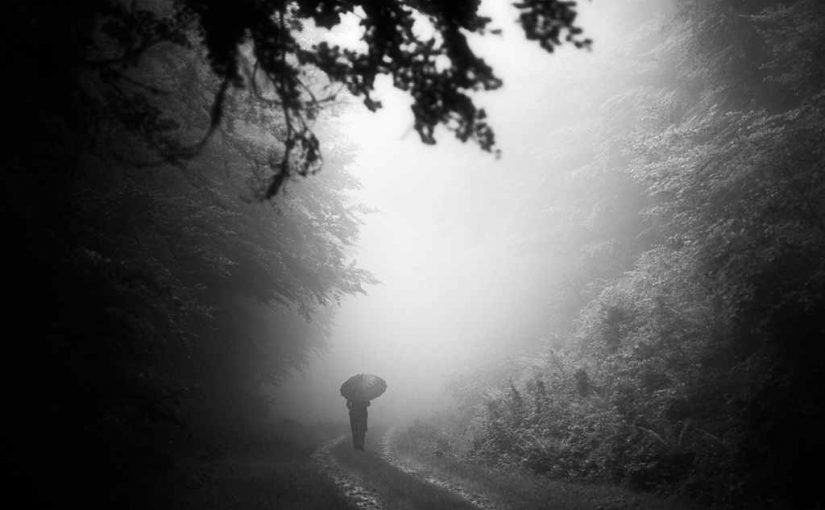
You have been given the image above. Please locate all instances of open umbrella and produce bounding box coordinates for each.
[340,373,387,402]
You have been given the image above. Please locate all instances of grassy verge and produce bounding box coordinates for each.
[393,421,701,510]
[160,420,359,510]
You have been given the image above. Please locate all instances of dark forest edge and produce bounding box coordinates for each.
[161,420,357,510]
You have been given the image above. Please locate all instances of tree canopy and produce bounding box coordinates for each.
[83,0,590,196]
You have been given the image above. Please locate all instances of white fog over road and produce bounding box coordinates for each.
[272,0,637,423]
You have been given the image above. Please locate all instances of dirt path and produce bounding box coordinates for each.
[314,425,698,510]
[313,427,483,510]
[379,426,499,510]
[378,426,704,510]
[312,434,384,510]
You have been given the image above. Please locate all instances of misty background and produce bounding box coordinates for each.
[274,0,663,423]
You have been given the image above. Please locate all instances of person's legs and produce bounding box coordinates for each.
[349,414,359,449]
[361,414,368,450]
[355,416,366,450]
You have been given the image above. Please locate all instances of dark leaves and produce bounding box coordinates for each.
[83,0,588,195]
[178,0,588,194]
[515,0,591,52]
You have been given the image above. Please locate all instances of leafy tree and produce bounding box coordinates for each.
[28,0,590,198]
[1,3,373,507]
[184,0,590,190]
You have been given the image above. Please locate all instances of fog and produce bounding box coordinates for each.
[273,0,670,424]
[9,1,823,507]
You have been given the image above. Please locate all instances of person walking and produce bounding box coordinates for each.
[347,399,370,450]
[340,373,385,451]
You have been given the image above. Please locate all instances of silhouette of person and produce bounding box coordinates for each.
[347,399,370,450]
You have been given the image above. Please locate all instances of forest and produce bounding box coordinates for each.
[1,1,823,509]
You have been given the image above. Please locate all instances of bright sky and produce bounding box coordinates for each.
[272,0,650,424]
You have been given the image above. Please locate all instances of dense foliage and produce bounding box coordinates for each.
[453,0,825,508]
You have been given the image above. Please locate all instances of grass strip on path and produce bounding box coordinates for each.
[332,427,481,510]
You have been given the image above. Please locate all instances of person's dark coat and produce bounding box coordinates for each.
[347,399,369,450]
